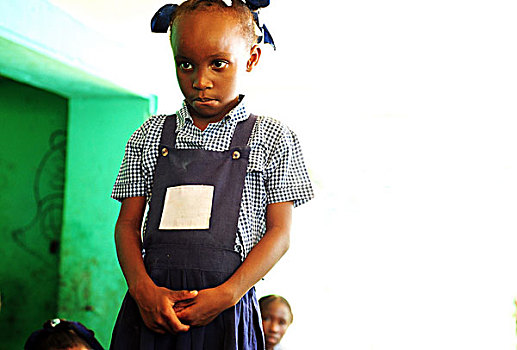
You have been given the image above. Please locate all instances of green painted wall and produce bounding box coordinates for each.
[59,97,149,347]
[0,76,68,349]
[1,2,153,347]
[0,77,150,348]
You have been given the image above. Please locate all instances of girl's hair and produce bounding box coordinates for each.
[25,327,90,350]
[259,294,294,324]
[170,0,258,48]
[24,319,103,350]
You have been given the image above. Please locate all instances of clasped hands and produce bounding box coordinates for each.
[131,280,235,334]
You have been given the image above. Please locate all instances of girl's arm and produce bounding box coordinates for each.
[115,196,198,333]
[175,201,293,326]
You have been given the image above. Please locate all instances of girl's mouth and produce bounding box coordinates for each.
[192,98,218,108]
[194,97,216,102]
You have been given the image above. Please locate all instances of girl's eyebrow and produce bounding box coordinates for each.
[174,52,233,60]
[208,52,232,58]
[174,55,190,61]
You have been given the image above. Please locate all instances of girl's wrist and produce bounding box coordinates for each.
[218,281,245,308]
[128,274,155,300]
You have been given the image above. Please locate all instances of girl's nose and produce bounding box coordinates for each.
[193,68,213,90]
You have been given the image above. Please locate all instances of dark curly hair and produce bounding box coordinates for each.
[170,0,258,48]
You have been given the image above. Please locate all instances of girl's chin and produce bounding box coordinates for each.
[188,102,237,122]
[265,337,279,347]
[188,104,221,120]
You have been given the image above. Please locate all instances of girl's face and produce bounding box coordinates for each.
[170,10,260,125]
[261,300,292,349]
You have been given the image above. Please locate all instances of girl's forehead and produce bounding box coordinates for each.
[171,11,248,55]
[266,301,289,313]
[173,10,239,34]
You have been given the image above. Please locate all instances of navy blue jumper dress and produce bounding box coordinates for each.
[110,114,265,350]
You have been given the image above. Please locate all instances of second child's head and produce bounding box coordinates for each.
[259,295,293,350]
[24,319,103,350]
[169,0,261,124]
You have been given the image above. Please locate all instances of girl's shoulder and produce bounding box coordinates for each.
[252,115,296,145]
[138,114,169,135]
[249,115,301,169]
[126,114,169,148]
[254,114,287,129]
[250,116,297,148]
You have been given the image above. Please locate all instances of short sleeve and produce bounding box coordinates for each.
[111,126,147,201]
[264,124,314,207]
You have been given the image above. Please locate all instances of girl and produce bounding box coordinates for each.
[259,295,293,350]
[110,1,313,349]
[25,319,104,350]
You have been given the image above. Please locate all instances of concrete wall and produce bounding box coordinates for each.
[0,84,150,349]
[59,97,149,345]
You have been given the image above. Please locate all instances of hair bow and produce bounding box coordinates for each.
[150,1,275,49]
[245,0,270,11]
[239,0,276,49]
[151,4,178,33]
[249,10,275,50]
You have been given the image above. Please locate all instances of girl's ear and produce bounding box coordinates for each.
[246,45,261,72]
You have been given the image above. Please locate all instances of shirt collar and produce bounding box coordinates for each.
[176,95,249,130]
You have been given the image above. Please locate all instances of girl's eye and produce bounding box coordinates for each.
[212,60,229,69]
[179,62,193,71]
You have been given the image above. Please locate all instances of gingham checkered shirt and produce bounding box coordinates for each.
[112,100,313,259]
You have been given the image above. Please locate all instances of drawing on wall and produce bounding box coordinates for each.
[11,129,67,263]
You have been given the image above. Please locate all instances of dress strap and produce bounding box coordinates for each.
[159,115,177,147]
[230,114,257,148]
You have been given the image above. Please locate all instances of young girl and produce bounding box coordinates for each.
[259,295,293,350]
[25,319,104,350]
[110,1,313,349]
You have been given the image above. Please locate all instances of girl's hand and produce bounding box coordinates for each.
[131,280,198,334]
[175,202,293,327]
[174,286,234,326]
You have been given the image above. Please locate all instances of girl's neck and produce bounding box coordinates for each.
[189,96,240,131]
[191,117,215,131]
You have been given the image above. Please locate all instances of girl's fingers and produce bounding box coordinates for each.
[151,325,166,334]
[164,309,190,333]
[139,288,198,334]
[161,292,194,333]
[141,316,168,334]
[151,313,184,334]
[170,289,198,302]
[174,299,196,311]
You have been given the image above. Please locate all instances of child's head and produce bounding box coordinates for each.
[24,319,103,350]
[259,295,293,350]
[171,0,258,49]
[167,0,262,123]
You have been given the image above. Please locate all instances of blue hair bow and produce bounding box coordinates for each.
[150,1,275,49]
[151,4,178,33]
[245,0,269,11]
[250,10,275,50]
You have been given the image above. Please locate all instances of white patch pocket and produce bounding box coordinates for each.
[159,185,214,230]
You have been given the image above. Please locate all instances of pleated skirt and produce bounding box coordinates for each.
[110,245,265,350]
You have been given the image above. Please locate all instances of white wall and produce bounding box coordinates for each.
[254,1,517,349]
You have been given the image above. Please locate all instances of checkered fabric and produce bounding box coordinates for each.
[112,100,314,259]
